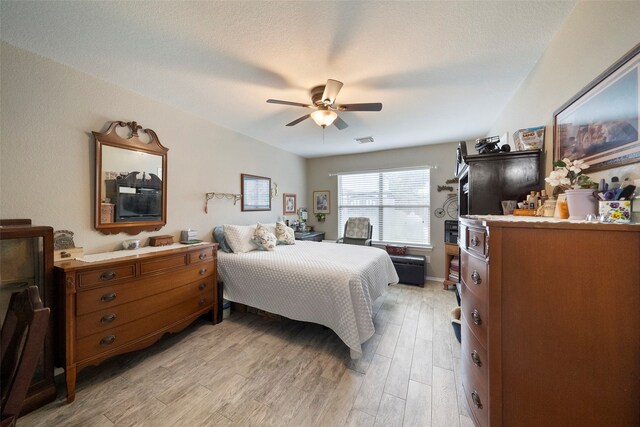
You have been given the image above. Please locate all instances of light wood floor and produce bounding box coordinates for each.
[19,281,473,426]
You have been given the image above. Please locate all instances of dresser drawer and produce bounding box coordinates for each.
[76,261,215,315]
[462,358,489,427]
[76,294,213,361]
[465,227,487,257]
[140,253,188,275]
[461,283,488,345]
[189,247,216,264]
[461,250,488,300]
[76,277,214,339]
[77,263,136,289]
[461,318,488,384]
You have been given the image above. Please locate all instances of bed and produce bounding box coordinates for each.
[217,240,399,358]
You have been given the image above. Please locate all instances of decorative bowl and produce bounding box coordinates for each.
[122,239,140,250]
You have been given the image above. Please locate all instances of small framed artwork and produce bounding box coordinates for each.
[553,43,640,172]
[241,173,271,211]
[283,193,296,214]
[313,190,330,214]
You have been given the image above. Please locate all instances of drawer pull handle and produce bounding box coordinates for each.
[471,391,483,409]
[198,283,206,290]
[100,292,117,303]
[100,335,116,346]
[199,298,207,307]
[199,253,207,260]
[199,268,207,275]
[471,350,482,367]
[471,309,482,325]
[100,271,116,281]
[471,270,482,285]
[100,313,117,324]
[470,236,480,247]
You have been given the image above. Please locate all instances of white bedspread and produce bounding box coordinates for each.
[218,241,399,357]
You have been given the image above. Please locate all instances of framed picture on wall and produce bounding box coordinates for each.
[283,193,296,214]
[553,43,640,172]
[241,173,271,211]
[313,190,330,214]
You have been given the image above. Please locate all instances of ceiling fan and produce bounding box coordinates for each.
[267,79,382,130]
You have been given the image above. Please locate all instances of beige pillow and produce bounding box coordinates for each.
[223,224,258,253]
[251,223,277,251]
[275,222,296,245]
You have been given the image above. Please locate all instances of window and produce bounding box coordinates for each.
[337,167,431,246]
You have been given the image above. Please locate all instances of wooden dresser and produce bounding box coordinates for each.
[459,216,639,427]
[55,243,218,403]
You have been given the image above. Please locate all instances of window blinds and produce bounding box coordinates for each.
[337,167,431,245]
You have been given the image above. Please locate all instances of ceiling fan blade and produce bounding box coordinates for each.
[321,79,344,105]
[286,114,311,126]
[333,116,348,130]
[338,103,383,112]
[267,99,313,108]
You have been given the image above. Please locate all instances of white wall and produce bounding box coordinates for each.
[0,43,306,254]
[488,1,640,192]
[306,142,459,280]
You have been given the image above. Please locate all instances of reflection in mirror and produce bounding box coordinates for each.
[94,121,168,235]
[101,146,163,223]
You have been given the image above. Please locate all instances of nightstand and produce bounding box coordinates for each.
[294,231,325,242]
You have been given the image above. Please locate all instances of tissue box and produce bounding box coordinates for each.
[599,200,632,223]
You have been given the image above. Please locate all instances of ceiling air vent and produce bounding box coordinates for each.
[355,136,374,144]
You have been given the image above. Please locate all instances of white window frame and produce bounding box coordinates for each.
[337,166,431,247]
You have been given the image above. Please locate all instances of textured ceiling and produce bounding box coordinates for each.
[1,1,575,158]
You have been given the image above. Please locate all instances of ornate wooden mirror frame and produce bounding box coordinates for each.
[94,121,168,235]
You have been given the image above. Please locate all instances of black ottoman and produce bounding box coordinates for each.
[389,254,426,286]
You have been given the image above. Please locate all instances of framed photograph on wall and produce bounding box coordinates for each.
[283,193,296,214]
[313,190,330,214]
[241,173,271,211]
[553,43,640,172]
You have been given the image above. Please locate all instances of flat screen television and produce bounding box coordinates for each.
[116,189,162,221]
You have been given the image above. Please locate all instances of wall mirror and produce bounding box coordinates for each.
[241,173,271,211]
[94,121,168,235]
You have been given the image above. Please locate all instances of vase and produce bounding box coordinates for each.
[564,189,597,220]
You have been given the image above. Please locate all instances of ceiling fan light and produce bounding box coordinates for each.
[311,110,337,127]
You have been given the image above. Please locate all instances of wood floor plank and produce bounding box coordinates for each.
[416,302,434,341]
[374,393,406,427]
[353,354,393,416]
[410,338,433,385]
[403,380,432,427]
[345,409,376,427]
[376,323,401,358]
[383,344,413,399]
[432,366,461,427]
[432,330,453,370]
[315,369,365,427]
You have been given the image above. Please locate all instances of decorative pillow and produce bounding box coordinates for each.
[251,223,277,251]
[212,225,232,253]
[223,224,258,253]
[275,222,295,245]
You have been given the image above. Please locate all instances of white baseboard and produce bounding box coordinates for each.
[428,276,445,282]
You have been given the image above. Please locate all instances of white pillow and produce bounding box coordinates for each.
[275,222,295,245]
[252,223,277,251]
[223,224,258,253]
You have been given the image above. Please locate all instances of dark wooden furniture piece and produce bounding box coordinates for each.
[457,149,542,215]
[1,287,50,427]
[443,242,459,289]
[459,216,640,427]
[55,243,218,403]
[389,254,425,287]
[0,220,56,415]
[94,121,168,235]
[294,231,325,242]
